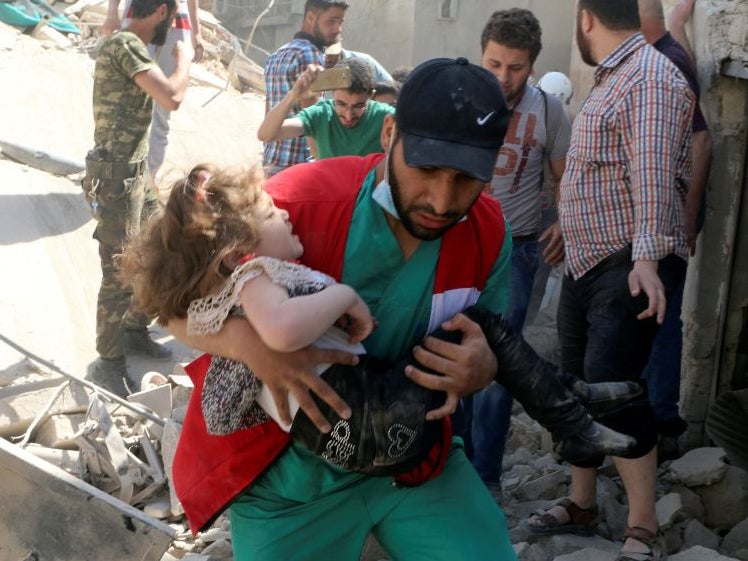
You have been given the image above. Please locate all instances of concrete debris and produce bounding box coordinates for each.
[669,545,742,561]
[722,517,748,557]
[499,407,745,561]
[695,466,748,531]
[669,447,728,487]
[682,519,721,551]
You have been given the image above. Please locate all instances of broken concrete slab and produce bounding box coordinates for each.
[682,519,721,551]
[722,517,748,557]
[670,545,741,561]
[696,466,748,531]
[670,447,728,487]
[34,412,87,449]
[0,437,174,561]
[23,443,82,475]
[0,375,89,437]
[554,548,617,561]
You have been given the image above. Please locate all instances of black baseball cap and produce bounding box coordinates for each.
[395,57,510,183]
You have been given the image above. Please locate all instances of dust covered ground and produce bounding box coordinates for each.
[0,21,266,384]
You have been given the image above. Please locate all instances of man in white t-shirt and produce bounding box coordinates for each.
[457,7,572,494]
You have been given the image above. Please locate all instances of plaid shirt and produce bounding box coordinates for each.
[560,33,694,279]
[263,35,324,168]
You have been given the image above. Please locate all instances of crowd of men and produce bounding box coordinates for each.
[81,0,710,559]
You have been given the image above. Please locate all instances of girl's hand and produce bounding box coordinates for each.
[339,295,374,343]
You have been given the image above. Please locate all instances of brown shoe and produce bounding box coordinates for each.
[525,498,599,536]
[614,526,665,561]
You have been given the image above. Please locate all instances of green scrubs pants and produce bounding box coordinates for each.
[229,441,517,561]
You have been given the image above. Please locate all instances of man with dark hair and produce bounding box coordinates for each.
[258,57,394,159]
[373,79,399,107]
[82,0,190,395]
[638,0,712,454]
[527,1,694,560]
[463,7,570,494]
[173,57,520,561]
[262,0,349,175]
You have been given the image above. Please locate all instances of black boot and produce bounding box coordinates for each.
[554,366,643,419]
[461,307,640,464]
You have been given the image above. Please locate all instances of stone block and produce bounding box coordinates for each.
[670,545,741,561]
[514,468,567,501]
[514,541,530,560]
[664,523,684,554]
[671,484,706,522]
[696,466,748,531]
[0,437,174,560]
[24,443,81,474]
[525,533,619,561]
[554,548,617,561]
[670,447,728,487]
[682,519,721,551]
[34,412,87,449]
[657,492,687,529]
[0,375,89,438]
[161,418,184,517]
[722,516,748,556]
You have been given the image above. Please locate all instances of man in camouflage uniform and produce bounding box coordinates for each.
[83,0,190,395]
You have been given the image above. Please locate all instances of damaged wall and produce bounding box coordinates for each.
[680,0,748,446]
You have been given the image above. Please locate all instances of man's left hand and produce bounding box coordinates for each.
[628,259,666,324]
[406,313,497,421]
[539,221,565,265]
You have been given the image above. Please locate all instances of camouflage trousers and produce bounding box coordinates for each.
[82,151,161,359]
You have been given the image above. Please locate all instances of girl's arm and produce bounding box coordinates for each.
[240,274,373,352]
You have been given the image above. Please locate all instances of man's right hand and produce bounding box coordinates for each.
[292,64,324,103]
[255,345,357,433]
[168,316,357,433]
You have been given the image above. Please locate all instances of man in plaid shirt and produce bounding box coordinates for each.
[262,0,348,176]
[527,1,693,559]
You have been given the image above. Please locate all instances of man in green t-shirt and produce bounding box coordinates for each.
[82,0,190,396]
[257,57,394,160]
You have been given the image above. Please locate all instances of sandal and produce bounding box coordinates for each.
[525,498,599,536]
[615,526,666,561]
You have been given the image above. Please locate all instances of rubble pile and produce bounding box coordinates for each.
[498,410,748,561]
[6,0,264,94]
[0,357,233,560]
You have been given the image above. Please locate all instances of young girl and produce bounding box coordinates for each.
[122,164,642,476]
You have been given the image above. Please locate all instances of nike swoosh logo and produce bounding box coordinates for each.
[477,112,495,126]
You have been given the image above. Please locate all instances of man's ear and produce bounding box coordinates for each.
[303,9,316,30]
[155,2,168,18]
[380,114,396,153]
[580,8,593,34]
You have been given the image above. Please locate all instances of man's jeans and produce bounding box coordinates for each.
[465,239,538,486]
[557,247,686,467]
[506,239,540,333]
[642,275,686,431]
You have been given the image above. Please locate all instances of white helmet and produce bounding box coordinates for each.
[538,71,573,105]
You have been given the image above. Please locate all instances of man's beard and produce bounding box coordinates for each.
[388,155,465,241]
[312,20,336,48]
[152,17,170,46]
[576,14,596,67]
[503,79,529,107]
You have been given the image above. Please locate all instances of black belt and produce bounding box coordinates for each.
[512,233,538,243]
[85,149,146,180]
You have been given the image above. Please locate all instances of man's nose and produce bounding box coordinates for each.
[426,174,457,216]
